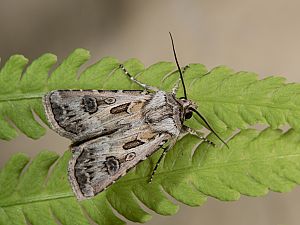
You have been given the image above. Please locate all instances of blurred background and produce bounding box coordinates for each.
[1,0,300,224]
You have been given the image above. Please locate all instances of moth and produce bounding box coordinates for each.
[43,33,227,200]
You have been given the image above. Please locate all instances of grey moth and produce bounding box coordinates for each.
[43,33,226,200]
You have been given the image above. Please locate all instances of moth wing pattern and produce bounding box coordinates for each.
[43,90,152,143]
[69,127,170,200]
[43,90,177,200]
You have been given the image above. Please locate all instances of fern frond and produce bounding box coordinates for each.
[1,128,300,224]
[0,49,300,140]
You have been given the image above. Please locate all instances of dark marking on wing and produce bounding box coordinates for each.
[122,90,144,94]
[97,90,118,93]
[82,95,98,113]
[105,156,120,175]
[74,169,88,194]
[123,139,145,150]
[110,103,130,114]
[104,97,116,104]
[125,152,136,161]
[64,122,83,134]
[50,100,83,134]
[51,102,64,123]
[74,151,95,194]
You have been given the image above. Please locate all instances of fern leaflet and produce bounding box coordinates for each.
[1,128,300,224]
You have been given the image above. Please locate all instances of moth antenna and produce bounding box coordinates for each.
[169,32,187,99]
[190,108,229,148]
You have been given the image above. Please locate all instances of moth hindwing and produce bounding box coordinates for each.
[43,34,226,200]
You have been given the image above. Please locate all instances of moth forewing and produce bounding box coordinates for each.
[43,90,152,142]
[68,130,171,200]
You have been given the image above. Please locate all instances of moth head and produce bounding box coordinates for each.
[169,32,197,121]
[170,32,228,148]
[178,98,197,120]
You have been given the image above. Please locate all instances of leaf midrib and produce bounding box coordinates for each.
[198,97,299,110]
[0,93,298,112]
[0,93,45,102]
[1,152,299,208]
[0,192,74,208]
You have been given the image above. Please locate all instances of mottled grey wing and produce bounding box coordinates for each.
[43,90,152,142]
[68,124,171,200]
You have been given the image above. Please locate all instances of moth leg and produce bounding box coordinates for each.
[171,79,180,95]
[182,125,216,147]
[172,65,190,95]
[149,140,176,183]
[119,64,159,92]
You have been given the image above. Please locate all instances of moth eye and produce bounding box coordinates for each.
[185,111,193,120]
[82,96,98,113]
[104,97,116,104]
[125,152,136,161]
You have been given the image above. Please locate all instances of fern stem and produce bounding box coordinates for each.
[0,93,44,102]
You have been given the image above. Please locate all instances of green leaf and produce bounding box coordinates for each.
[1,49,300,140]
[1,128,300,224]
[187,67,300,132]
